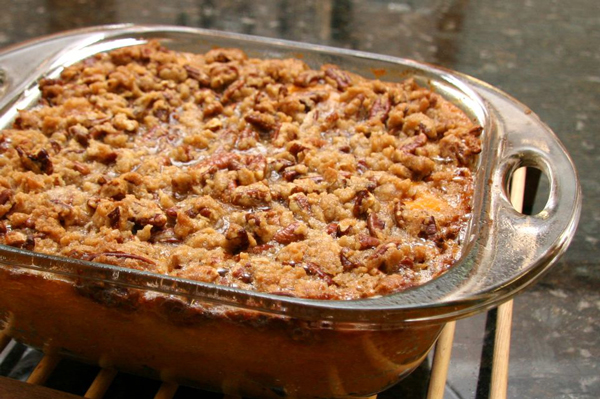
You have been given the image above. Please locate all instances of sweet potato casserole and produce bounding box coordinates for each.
[0,42,481,300]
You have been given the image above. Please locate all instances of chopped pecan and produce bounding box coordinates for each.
[358,234,380,250]
[205,48,247,63]
[340,248,359,272]
[232,183,272,207]
[232,265,253,284]
[202,152,242,171]
[165,207,178,219]
[0,189,12,205]
[72,161,90,175]
[236,127,259,149]
[369,96,391,123]
[49,140,61,154]
[419,216,438,241]
[282,168,301,182]
[303,262,335,285]
[203,101,223,117]
[401,133,428,154]
[248,243,274,254]
[137,213,168,228]
[273,222,305,244]
[198,207,212,218]
[107,206,121,229]
[16,147,53,174]
[367,212,385,237]
[245,112,277,133]
[221,79,245,103]
[289,193,310,211]
[225,224,250,254]
[87,197,99,209]
[352,189,371,218]
[209,64,239,90]
[393,201,404,227]
[356,159,368,174]
[324,67,350,91]
[288,142,308,159]
[326,223,352,238]
[294,70,322,87]
[183,65,210,86]
[326,223,339,237]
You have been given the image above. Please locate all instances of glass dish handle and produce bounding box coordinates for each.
[476,82,581,293]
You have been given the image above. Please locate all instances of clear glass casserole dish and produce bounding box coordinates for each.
[0,25,581,398]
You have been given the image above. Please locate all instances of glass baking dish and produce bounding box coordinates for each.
[0,25,581,398]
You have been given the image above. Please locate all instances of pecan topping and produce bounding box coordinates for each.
[221,79,245,103]
[340,248,359,272]
[324,67,350,90]
[245,112,278,133]
[248,243,274,254]
[16,147,53,174]
[0,189,12,205]
[273,222,305,244]
[202,152,242,171]
[367,212,385,237]
[72,161,90,175]
[303,262,335,285]
[232,265,253,284]
[282,168,301,182]
[138,213,167,228]
[68,125,89,145]
[183,65,210,86]
[225,224,250,254]
[288,142,307,157]
[358,234,380,250]
[420,216,438,240]
[107,206,121,229]
[290,193,310,211]
[369,96,391,123]
[353,189,371,218]
[326,223,352,238]
[294,70,322,87]
[401,133,428,154]
[165,207,178,219]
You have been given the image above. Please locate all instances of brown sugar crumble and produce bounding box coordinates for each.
[0,42,481,299]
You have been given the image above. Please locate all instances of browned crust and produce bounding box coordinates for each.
[0,42,481,299]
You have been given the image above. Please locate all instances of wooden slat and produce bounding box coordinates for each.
[490,301,513,399]
[84,368,117,399]
[154,381,179,399]
[27,354,61,386]
[0,376,82,399]
[426,321,457,399]
[489,166,525,399]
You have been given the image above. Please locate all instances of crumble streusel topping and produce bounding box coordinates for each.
[0,42,481,299]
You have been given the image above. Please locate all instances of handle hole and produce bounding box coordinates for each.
[507,166,549,215]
